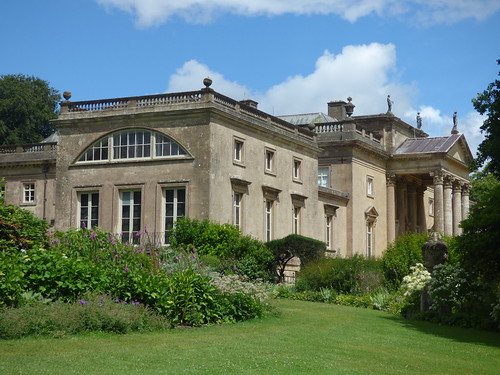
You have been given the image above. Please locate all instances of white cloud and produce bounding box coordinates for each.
[167,43,414,116]
[165,43,484,155]
[96,0,500,27]
[167,60,249,98]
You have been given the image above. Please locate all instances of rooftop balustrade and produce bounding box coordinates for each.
[315,121,382,147]
[0,142,57,154]
[59,89,315,141]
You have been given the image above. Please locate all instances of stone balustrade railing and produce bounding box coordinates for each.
[0,142,57,154]
[59,89,315,140]
[61,91,203,113]
[316,121,382,144]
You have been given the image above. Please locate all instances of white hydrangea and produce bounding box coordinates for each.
[401,263,432,297]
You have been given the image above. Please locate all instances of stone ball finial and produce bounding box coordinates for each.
[63,91,72,101]
[307,122,316,131]
[203,77,212,88]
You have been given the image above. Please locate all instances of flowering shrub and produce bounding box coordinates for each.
[0,293,170,339]
[381,233,427,290]
[210,274,272,304]
[400,263,431,297]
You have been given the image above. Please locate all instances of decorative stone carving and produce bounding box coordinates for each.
[386,173,396,186]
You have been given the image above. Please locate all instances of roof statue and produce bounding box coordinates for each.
[416,112,422,129]
[387,95,393,114]
[451,111,459,134]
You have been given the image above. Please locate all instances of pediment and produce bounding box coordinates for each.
[365,206,379,218]
[448,135,474,166]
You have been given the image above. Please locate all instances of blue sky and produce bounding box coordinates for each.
[1,0,499,155]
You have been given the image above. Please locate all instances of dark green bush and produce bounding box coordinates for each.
[169,218,274,281]
[156,267,220,326]
[0,251,27,307]
[381,233,428,290]
[24,247,105,301]
[296,255,383,294]
[0,201,49,252]
[170,218,240,257]
[266,234,326,282]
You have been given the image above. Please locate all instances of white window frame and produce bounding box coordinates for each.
[164,187,186,244]
[233,192,242,229]
[429,197,434,217]
[77,130,188,163]
[78,191,99,229]
[23,183,36,204]
[119,190,142,244]
[264,148,276,175]
[293,206,301,234]
[293,158,302,182]
[367,176,374,197]
[366,220,374,257]
[325,215,333,250]
[318,167,329,187]
[233,137,245,165]
[265,199,274,242]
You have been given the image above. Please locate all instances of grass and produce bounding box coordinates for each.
[1,299,499,374]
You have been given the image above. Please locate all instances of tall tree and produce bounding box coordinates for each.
[472,59,500,177]
[0,74,60,145]
[454,60,500,328]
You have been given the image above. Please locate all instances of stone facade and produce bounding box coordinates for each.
[0,82,473,257]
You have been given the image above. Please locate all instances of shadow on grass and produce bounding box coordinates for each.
[380,313,500,348]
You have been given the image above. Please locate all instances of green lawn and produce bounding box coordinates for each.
[1,299,499,374]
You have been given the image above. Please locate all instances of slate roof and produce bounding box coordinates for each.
[279,112,337,126]
[394,134,462,155]
[42,132,59,143]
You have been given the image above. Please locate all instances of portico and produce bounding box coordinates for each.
[387,133,473,240]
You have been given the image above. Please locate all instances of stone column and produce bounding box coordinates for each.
[452,181,462,235]
[417,185,427,233]
[396,178,407,235]
[386,174,396,243]
[462,183,470,221]
[443,175,453,235]
[433,172,444,233]
[408,183,418,233]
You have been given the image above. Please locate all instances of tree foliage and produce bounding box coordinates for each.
[460,59,500,282]
[472,59,500,177]
[469,163,500,202]
[0,74,60,145]
[457,184,500,282]
[266,234,326,282]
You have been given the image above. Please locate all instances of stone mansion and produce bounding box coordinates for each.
[0,79,473,257]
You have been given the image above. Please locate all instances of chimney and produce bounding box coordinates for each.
[240,99,258,109]
[328,100,347,120]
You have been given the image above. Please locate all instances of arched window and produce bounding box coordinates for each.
[77,129,188,163]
